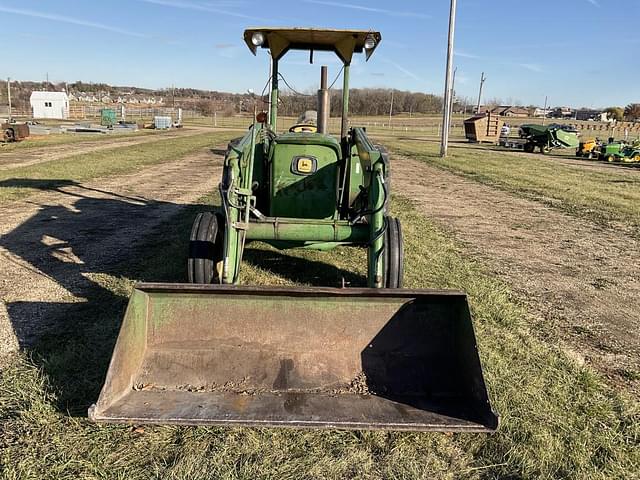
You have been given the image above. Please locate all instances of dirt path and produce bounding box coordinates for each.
[0,146,224,357]
[393,155,640,392]
[0,127,212,171]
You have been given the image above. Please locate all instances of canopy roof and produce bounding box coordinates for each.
[243,27,381,63]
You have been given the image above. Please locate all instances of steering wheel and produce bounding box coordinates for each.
[289,124,317,133]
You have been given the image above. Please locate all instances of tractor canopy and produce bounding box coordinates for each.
[243,27,381,63]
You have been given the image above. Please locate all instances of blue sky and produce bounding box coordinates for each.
[1,0,638,107]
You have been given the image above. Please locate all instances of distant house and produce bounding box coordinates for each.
[30,91,69,119]
[500,106,529,117]
[551,107,573,118]
[486,105,529,117]
[575,109,603,121]
[533,108,549,117]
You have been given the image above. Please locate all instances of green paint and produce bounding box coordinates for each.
[246,222,368,242]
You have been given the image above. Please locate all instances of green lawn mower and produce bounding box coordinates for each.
[90,28,497,432]
[600,139,640,163]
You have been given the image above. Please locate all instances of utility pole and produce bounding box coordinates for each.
[388,89,394,128]
[440,0,457,157]
[451,67,457,114]
[476,72,486,114]
[7,77,12,122]
[449,67,457,136]
[172,84,175,109]
[542,95,548,126]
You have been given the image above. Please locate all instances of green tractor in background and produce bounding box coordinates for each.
[600,138,640,163]
[90,28,497,432]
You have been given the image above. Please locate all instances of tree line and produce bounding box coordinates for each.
[273,89,444,117]
[604,105,640,122]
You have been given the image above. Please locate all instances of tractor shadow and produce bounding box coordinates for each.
[0,177,367,415]
[0,178,206,413]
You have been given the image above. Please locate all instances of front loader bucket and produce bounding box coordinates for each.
[90,284,498,431]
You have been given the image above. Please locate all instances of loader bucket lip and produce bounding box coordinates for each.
[89,392,496,432]
[91,283,498,432]
[131,282,469,298]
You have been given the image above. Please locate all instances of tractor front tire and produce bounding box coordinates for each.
[188,212,224,284]
[384,217,404,288]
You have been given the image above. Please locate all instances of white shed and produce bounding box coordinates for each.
[30,91,69,119]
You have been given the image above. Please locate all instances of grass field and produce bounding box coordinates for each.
[1,191,638,479]
[0,131,240,204]
[1,132,639,478]
[387,138,640,236]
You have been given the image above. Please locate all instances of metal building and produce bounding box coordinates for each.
[30,91,69,119]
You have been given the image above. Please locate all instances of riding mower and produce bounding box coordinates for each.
[600,138,640,163]
[576,138,602,159]
[90,28,497,432]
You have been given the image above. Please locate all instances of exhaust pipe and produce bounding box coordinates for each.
[317,66,330,134]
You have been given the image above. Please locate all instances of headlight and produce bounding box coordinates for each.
[364,34,376,50]
[251,32,265,46]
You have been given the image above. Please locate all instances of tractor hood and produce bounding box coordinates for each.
[243,27,381,63]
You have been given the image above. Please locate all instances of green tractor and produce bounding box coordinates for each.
[90,28,497,432]
[187,29,401,289]
[600,138,640,163]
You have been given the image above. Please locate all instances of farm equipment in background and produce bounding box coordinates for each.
[90,27,497,432]
[100,108,117,128]
[1,122,30,143]
[519,123,580,153]
[600,139,640,163]
[576,138,602,159]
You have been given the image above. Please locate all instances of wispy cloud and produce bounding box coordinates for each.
[518,63,543,72]
[455,50,481,59]
[303,0,431,18]
[0,5,148,37]
[585,0,599,6]
[380,57,424,83]
[137,0,263,21]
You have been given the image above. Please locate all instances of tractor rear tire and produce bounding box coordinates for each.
[384,216,404,288]
[524,143,535,153]
[188,212,224,284]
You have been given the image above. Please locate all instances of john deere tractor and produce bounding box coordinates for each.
[187,29,400,288]
[90,28,497,432]
[600,138,640,163]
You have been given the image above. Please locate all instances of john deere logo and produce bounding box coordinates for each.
[292,156,317,175]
